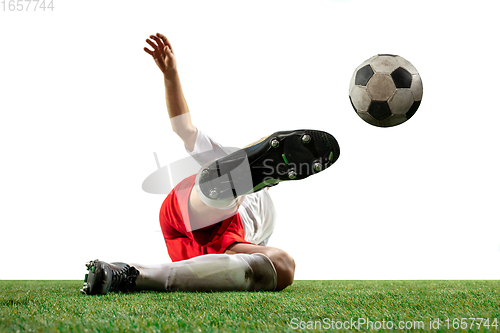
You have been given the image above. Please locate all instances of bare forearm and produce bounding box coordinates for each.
[164,71,197,150]
[164,71,189,118]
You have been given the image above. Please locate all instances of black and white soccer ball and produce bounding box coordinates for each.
[349,54,423,127]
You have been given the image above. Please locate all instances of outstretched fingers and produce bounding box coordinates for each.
[143,33,176,75]
[143,47,154,56]
[150,35,165,52]
[144,39,158,57]
[143,33,174,57]
[156,33,174,53]
[144,36,165,59]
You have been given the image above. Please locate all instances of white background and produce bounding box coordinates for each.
[1,0,499,280]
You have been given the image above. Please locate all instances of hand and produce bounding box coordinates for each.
[144,33,177,78]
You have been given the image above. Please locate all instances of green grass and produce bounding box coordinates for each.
[1,280,500,332]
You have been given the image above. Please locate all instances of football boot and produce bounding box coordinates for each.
[80,259,139,295]
[197,129,339,201]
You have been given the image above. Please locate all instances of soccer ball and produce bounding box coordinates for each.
[349,54,423,127]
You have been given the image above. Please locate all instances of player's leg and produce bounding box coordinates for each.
[132,253,276,292]
[225,243,295,291]
[80,253,277,295]
[188,129,340,231]
[187,186,246,232]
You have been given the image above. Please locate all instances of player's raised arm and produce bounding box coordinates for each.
[144,33,197,151]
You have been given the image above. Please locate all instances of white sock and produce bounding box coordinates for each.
[132,253,277,292]
[194,168,239,210]
[195,150,255,210]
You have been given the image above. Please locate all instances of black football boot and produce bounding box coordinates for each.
[197,129,340,201]
[80,259,140,295]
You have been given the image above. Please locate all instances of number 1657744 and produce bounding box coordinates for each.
[2,0,54,11]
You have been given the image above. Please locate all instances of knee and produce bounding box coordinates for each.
[225,243,295,291]
[265,248,295,291]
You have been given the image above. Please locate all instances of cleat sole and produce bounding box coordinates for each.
[81,259,106,295]
[198,129,339,200]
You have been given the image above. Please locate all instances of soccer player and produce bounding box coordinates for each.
[80,33,339,295]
